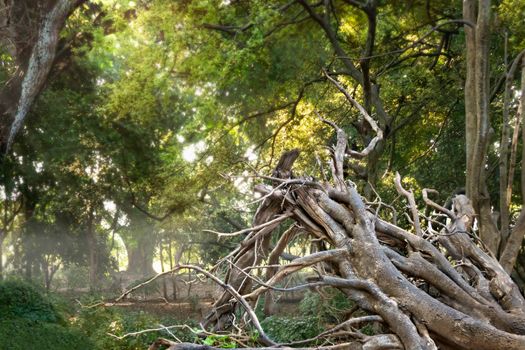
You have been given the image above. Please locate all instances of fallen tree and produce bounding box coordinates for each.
[140,120,525,350]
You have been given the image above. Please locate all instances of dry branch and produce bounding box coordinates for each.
[196,126,525,349]
[138,124,525,350]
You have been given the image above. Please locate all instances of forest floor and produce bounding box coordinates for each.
[112,298,301,320]
[113,298,214,320]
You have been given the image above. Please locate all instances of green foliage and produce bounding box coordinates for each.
[0,318,94,350]
[0,279,61,323]
[359,323,375,336]
[299,289,354,324]
[62,265,91,290]
[260,315,322,343]
[0,279,94,350]
[202,335,237,348]
[75,302,196,350]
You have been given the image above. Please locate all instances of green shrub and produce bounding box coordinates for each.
[202,335,237,348]
[299,289,353,323]
[0,279,61,323]
[261,315,322,343]
[0,318,94,350]
[75,304,196,350]
[63,265,90,290]
[0,279,94,350]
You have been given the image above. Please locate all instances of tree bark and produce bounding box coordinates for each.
[87,209,98,290]
[125,239,156,277]
[463,0,501,254]
[0,231,4,280]
[499,57,525,272]
[159,239,168,300]
[0,0,81,150]
[168,238,177,300]
[262,225,298,316]
[499,34,511,251]
[464,0,478,199]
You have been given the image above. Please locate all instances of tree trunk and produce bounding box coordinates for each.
[168,238,177,300]
[464,0,478,199]
[0,0,81,150]
[0,231,4,280]
[499,56,525,272]
[87,209,98,290]
[159,239,168,300]
[463,0,501,254]
[124,234,156,278]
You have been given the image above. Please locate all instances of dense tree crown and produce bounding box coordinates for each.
[2,0,525,349]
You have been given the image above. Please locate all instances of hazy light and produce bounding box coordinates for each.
[103,200,117,214]
[109,233,128,271]
[33,161,44,173]
[182,140,206,162]
[244,146,257,161]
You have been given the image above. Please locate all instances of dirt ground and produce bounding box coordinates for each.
[112,298,301,320]
[113,298,215,320]
[111,274,305,320]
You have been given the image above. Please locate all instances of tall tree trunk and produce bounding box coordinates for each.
[87,209,98,290]
[168,238,176,300]
[500,57,525,272]
[0,231,4,280]
[464,0,478,198]
[42,258,53,291]
[499,34,511,252]
[24,255,32,280]
[463,0,500,254]
[124,234,156,278]
[159,239,168,300]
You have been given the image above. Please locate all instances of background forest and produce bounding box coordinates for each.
[1,0,525,349]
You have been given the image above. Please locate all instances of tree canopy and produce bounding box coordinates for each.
[2,0,525,349]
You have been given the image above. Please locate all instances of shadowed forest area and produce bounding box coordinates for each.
[2,0,525,349]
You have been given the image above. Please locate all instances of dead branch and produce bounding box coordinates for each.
[117,264,276,346]
[394,172,422,236]
[194,126,525,349]
[142,122,525,350]
[203,212,293,237]
[322,70,383,159]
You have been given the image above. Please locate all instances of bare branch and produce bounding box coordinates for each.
[203,212,293,237]
[117,264,276,346]
[422,189,455,220]
[394,172,422,236]
[323,70,383,159]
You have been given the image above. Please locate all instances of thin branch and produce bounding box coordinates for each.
[422,188,455,220]
[343,19,473,62]
[203,212,293,237]
[282,315,383,346]
[394,172,422,236]
[323,70,383,159]
[116,264,277,346]
[109,324,194,340]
